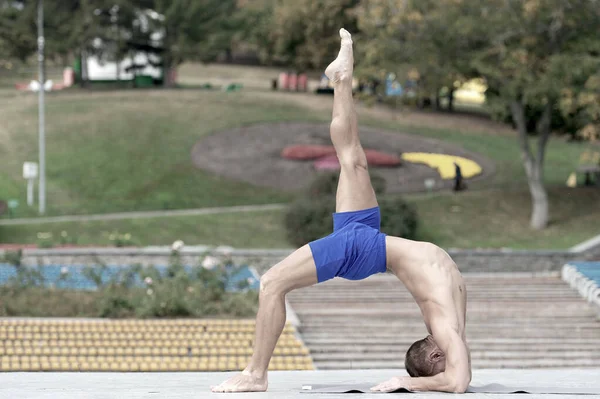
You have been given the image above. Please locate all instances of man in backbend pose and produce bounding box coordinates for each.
[212,29,471,394]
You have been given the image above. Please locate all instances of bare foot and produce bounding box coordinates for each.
[211,370,268,393]
[324,28,353,84]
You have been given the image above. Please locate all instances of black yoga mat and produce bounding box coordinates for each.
[300,382,600,395]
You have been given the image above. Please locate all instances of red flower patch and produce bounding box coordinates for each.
[281,145,336,160]
[364,149,402,166]
[282,145,401,169]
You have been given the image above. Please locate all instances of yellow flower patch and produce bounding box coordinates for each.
[401,152,482,179]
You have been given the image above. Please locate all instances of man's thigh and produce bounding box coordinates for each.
[336,165,378,213]
[264,245,318,293]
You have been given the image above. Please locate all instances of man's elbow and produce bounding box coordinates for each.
[449,378,470,393]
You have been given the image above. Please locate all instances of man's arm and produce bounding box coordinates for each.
[409,324,471,393]
[371,323,471,393]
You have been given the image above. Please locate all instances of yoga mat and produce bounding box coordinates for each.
[300,382,600,395]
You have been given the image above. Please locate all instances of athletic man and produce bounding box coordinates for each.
[211,29,471,394]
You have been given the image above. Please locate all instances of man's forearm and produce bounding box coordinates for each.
[407,373,467,393]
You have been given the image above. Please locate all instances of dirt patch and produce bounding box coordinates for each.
[191,122,495,194]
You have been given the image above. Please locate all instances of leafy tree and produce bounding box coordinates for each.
[147,0,238,85]
[469,0,600,229]
[234,0,277,64]
[355,0,478,110]
[0,0,239,85]
[361,0,600,230]
[0,0,36,62]
[245,0,359,70]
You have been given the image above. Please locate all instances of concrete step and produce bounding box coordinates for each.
[298,321,600,328]
[309,350,600,361]
[288,274,600,369]
[299,330,600,337]
[302,337,600,344]
[294,307,596,314]
[315,358,600,370]
[305,343,600,352]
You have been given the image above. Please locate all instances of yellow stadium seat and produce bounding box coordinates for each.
[198,364,209,371]
[79,362,91,372]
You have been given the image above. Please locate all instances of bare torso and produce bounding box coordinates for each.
[385,236,471,369]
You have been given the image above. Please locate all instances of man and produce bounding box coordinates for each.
[211,29,471,394]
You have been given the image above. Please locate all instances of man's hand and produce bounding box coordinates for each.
[370,376,412,393]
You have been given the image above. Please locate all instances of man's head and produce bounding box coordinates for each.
[405,335,446,377]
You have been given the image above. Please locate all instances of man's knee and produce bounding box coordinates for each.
[259,270,288,296]
[330,115,348,132]
[339,147,368,170]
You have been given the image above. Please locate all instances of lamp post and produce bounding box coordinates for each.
[37,0,46,214]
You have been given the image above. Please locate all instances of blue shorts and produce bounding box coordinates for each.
[308,206,387,283]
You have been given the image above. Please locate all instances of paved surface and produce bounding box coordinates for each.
[0,203,286,226]
[288,273,600,369]
[1,369,599,398]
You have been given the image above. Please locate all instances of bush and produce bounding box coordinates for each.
[307,171,387,197]
[284,194,418,247]
[378,196,418,239]
[0,254,259,318]
[284,196,335,247]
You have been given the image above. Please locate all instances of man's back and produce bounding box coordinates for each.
[385,236,471,389]
[386,237,466,332]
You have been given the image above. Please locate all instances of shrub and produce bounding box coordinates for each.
[284,194,418,247]
[59,231,77,245]
[1,250,22,267]
[307,171,386,197]
[0,254,259,318]
[284,196,335,247]
[36,232,54,248]
[103,230,134,247]
[378,196,418,239]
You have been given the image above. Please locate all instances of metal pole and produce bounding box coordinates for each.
[37,0,46,214]
[27,179,34,206]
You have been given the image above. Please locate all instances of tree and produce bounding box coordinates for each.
[362,0,600,229]
[234,0,277,65]
[355,0,477,110]
[468,0,600,229]
[0,0,37,62]
[243,0,359,70]
[0,0,239,86]
[0,1,115,68]
[147,0,238,85]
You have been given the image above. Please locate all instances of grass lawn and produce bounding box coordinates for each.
[0,89,322,217]
[366,118,589,189]
[0,211,289,248]
[2,188,598,250]
[1,63,598,249]
[412,186,600,249]
[0,209,289,248]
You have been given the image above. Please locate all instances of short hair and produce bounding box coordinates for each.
[405,337,437,377]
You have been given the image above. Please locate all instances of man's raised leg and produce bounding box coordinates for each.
[211,245,318,393]
[325,29,378,213]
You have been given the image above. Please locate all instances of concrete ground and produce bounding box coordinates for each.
[1,369,599,399]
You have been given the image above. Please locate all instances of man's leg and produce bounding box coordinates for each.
[325,29,378,213]
[211,245,318,393]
